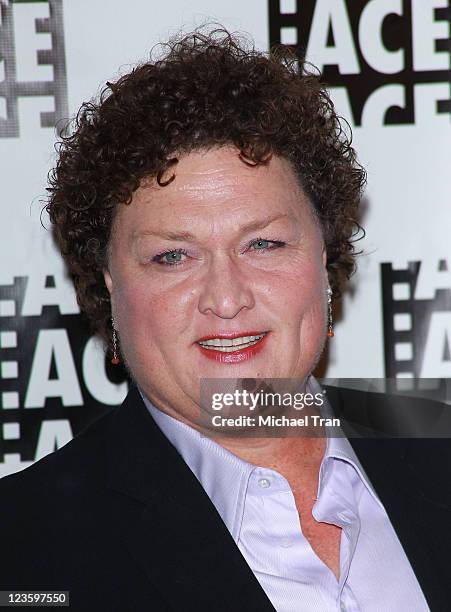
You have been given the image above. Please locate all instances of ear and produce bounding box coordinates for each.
[103,268,113,295]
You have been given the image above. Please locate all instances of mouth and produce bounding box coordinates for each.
[195,331,269,363]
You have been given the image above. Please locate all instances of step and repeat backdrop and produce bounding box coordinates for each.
[0,0,450,477]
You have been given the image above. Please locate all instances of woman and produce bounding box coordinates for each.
[0,29,446,611]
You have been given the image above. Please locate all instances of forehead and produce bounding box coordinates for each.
[113,147,316,234]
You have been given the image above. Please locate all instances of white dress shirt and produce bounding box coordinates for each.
[139,379,429,611]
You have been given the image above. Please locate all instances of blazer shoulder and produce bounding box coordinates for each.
[0,407,116,502]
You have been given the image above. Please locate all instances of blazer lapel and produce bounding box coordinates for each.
[105,385,275,611]
[326,385,451,610]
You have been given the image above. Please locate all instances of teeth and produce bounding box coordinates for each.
[233,336,251,346]
[198,333,266,351]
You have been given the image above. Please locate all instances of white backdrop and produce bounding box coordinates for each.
[0,0,450,477]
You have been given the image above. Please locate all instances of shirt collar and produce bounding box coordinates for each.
[308,376,384,509]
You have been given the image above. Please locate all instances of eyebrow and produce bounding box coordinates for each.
[132,213,291,242]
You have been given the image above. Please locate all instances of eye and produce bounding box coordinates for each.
[247,238,286,252]
[152,248,187,266]
[251,238,271,250]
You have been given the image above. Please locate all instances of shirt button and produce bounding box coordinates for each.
[258,477,271,488]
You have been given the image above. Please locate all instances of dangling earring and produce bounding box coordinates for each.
[326,286,334,338]
[111,316,120,364]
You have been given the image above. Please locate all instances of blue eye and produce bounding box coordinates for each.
[153,248,187,266]
[164,252,183,263]
[248,238,285,252]
[252,239,270,249]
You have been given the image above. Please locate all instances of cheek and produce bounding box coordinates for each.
[273,265,325,313]
[115,278,193,344]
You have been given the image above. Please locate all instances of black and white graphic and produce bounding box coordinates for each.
[0,273,128,476]
[268,0,451,125]
[0,0,68,137]
[381,259,451,390]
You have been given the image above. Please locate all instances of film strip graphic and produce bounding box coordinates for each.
[381,261,451,395]
[268,0,451,125]
[0,275,125,476]
[0,0,68,137]
[0,275,30,472]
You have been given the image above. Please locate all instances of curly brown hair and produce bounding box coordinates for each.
[46,28,365,355]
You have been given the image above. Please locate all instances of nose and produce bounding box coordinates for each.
[197,253,255,318]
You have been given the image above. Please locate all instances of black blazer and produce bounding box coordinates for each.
[1,385,450,611]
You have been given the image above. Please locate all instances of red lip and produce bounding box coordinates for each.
[196,332,269,364]
[196,331,267,342]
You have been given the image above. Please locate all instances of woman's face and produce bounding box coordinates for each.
[104,147,328,423]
